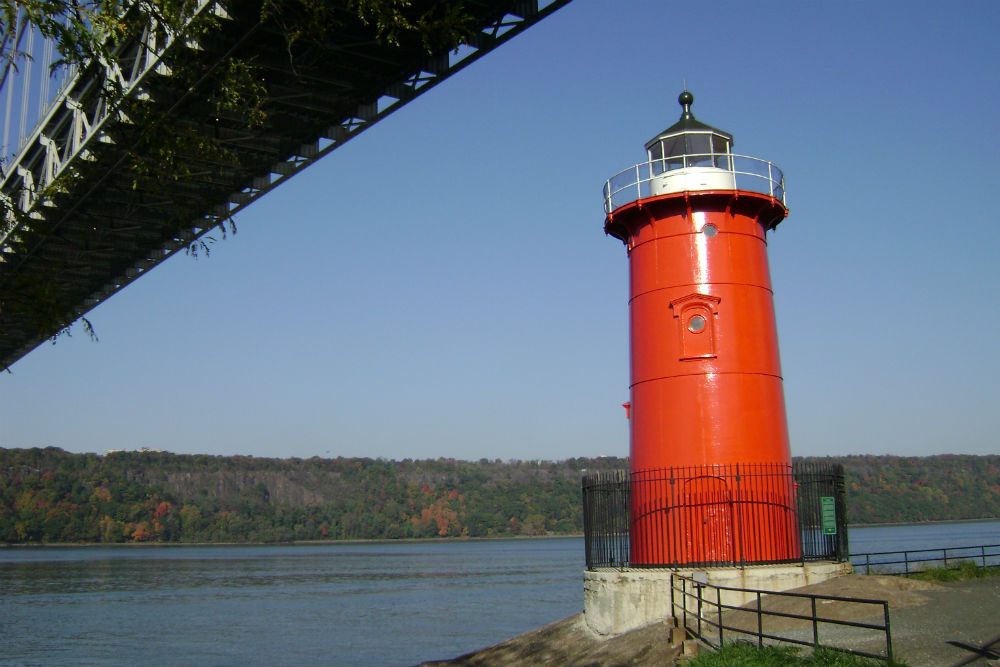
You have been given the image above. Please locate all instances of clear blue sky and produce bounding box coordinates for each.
[2,0,999,461]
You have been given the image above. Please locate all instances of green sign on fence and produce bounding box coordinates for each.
[820,496,838,535]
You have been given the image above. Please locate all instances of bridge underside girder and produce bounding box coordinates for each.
[0,0,569,369]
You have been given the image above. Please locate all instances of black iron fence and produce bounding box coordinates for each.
[582,469,630,569]
[851,543,1000,575]
[583,462,848,569]
[796,462,850,563]
[671,573,893,662]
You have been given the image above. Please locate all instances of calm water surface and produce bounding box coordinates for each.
[2,521,999,667]
[848,518,1000,554]
[0,538,583,667]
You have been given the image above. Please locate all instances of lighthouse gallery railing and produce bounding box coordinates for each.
[602,153,786,215]
[582,461,848,570]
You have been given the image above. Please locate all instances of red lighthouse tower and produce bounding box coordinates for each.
[604,92,800,566]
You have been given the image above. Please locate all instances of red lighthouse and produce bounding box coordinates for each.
[604,92,800,566]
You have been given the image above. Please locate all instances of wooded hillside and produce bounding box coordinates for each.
[1,448,998,543]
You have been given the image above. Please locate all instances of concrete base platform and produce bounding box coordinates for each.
[583,561,853,636]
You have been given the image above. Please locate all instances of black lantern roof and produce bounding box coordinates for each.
[644,91,733,152]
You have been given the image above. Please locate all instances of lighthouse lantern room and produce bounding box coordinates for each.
[645,90,736,195]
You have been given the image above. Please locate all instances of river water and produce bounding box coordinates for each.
[2,521,998,667]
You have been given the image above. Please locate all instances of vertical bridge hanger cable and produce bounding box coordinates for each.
[1,7,31,163]
[18,24,34,151]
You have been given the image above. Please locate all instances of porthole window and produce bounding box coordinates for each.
[670,292,721,361]
[702,224,718,237]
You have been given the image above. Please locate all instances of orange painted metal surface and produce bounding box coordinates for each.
[607,189,800,565]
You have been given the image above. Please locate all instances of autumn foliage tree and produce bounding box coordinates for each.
[2,448,999,544]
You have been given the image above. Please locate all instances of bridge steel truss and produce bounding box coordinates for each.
[0,0,571,369]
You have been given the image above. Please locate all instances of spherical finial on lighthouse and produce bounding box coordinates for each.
[601,97,796,566]
[678,90,694,117]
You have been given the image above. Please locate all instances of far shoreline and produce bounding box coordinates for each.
[3,517,999,548]
[847,516,1000,528]
[0,533,586,549]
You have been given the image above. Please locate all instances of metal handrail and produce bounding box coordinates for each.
[602,153,786,215]
[851,543,1000,576]
[671,574,894,662]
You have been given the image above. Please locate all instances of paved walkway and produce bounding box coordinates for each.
[417,575,1000,667]
[854,577,1000,666]
[728,575,1000,666]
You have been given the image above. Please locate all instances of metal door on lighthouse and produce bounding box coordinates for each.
[681,475,735,565]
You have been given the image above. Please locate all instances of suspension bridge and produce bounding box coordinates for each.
[0,0,570,370]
